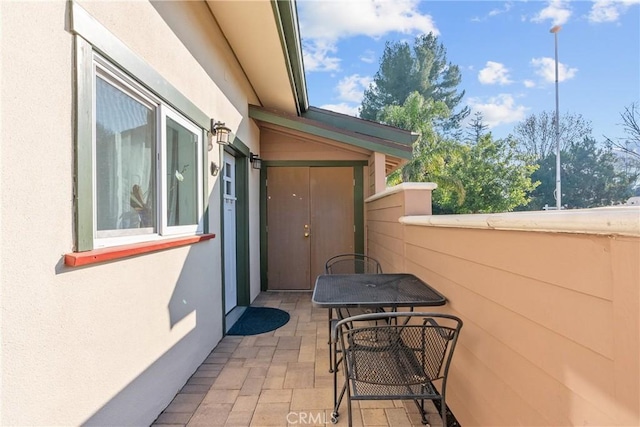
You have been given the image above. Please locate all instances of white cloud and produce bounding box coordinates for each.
[530,57,578,83]
[532,0,572,26]
[478,61,513,85]
[319,103,360,117]
[589,0,640,23]
[302,40,340,72]
[489,2,514,17]
[336,74,373,103]
[471,1,513,22]
[523,80,536,88]
[299,0,438,41]
[467,94,528,128]
[360,50,376,64]
[471,2,513,22]
[299,0,438,73]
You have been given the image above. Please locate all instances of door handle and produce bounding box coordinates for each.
[304,224,310,237]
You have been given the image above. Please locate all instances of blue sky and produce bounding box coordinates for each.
[298,0,640,141]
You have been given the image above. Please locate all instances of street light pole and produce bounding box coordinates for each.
[550,25,562,209]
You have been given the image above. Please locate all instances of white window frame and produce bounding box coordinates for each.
[160,106,204,237]
[92,54,204,249]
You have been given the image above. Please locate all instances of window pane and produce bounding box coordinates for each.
[95,76,156,235]
[166,117,198,226]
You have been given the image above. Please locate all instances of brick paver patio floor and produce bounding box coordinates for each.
[152,292,443,427]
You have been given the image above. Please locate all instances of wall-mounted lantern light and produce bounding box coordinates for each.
[249,153,262,170]
[208,119,231,151]
[210,161,219,176]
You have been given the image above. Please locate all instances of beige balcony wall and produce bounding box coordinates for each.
[366,183,437,269]
[366,185,640,426]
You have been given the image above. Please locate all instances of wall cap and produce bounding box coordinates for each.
[399,206,640,237]
[365,182,438,203]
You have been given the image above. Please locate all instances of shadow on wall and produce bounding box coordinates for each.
[82,240,221,426]
[167,243,214,329]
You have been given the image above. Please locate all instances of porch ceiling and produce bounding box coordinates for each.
[206,0,307,115]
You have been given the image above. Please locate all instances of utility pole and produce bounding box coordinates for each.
[550,25,562,209]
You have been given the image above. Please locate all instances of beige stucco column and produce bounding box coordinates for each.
[364,183,437,271]
[370,152,387,195]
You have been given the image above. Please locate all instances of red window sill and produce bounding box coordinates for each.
[64,234,216,267]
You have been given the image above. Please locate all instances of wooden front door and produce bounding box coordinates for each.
[267,167,355,290]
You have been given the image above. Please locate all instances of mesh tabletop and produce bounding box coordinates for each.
[312,274,446,308]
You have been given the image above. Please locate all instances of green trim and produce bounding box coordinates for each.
[353,165,365,255]
[234,153,250,306]
[249,105,412,159]
[303,107,417,146]
[202,130,209,234]
[271,0,308,114]
[259,166,268,292]
[219,164,227,332]
[230,135,250,158]
[220,148,251,311]
[228,137,250,304]
[75,36,94,251]
[70,1,209,129]
[264,160,367,168]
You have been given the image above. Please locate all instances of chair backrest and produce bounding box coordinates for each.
[325,253,382,274]
[335,312,462,386]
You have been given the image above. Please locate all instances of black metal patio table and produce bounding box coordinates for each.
[312,273,446,310]
[312,273,447,418]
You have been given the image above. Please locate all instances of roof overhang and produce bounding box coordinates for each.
[205,0,308,115]
[249,105,414,174]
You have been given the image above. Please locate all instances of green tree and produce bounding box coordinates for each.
[360,33,469,130]
[384,101,537,213]
[604,103,640,188]
[527,137,636,209]
[436,134,538,214]
[606,103,640,161]
[511,111,592,160]
[381,92,465,204]
[466,111,489,144]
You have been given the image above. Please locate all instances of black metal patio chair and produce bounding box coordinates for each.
[331,312,463,426]
[324,253,383,374]
[324,253,383,275]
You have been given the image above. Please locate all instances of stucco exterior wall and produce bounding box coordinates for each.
[368,152,387,197]
[1,1,261,425]
[366,186,640,426]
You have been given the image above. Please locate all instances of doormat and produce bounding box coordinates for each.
[227,307,290,336]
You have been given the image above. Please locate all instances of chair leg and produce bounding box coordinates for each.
[333,361,337,414]
[328,309,334,373]
[331,378,348,424]
[441,396,447,427]
[332,363,345,414]
[346,382,353,427]
[412,398,429,425]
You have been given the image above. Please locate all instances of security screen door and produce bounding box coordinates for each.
[267,167,355,290]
